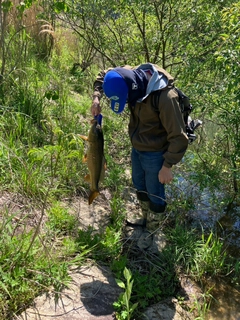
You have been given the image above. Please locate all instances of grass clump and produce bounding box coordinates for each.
[0,210,72,318]
[75,194,125,263]
[46,201,79,235]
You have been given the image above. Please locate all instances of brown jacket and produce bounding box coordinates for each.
[93,64,188,168]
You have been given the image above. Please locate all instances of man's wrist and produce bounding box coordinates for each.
[163,161,172,168]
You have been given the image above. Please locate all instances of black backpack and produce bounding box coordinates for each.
[151,87,202,143]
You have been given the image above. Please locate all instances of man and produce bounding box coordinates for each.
[91,63,188,252]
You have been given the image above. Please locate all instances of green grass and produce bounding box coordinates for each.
[0,209,72,318]
[0,32,238,320]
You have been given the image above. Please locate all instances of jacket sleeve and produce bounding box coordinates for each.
[159,88,189,168]
[92,70,107,98]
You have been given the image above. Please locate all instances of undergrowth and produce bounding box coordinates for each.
[0,34,238,320]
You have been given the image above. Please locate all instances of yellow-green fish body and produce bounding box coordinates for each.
[81,119,105,205]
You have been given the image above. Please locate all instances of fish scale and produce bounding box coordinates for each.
[80,118,106,205]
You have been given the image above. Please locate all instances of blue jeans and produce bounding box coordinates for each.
[131,148,166,211]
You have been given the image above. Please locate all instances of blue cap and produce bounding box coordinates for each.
[103,71,128,113]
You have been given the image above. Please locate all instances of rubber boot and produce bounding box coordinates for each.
[126,191,150,227]
[125,191,150,240]
[137,202,166,253]
[125,200,149,240]
[126,199,148,227]
[146,210,166,253]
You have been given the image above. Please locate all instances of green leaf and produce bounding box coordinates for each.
[123,267,132,281]
[53,1,69,13]
[116,278,125,289]
[130,302,138,313]
[1,0,13,12]
[121,310,128,319]
[0,281,11,297]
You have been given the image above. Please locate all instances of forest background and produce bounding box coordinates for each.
[0,0,239,319]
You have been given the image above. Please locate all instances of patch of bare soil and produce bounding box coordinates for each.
[0,191,44,235]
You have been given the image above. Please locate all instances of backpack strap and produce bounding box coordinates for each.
[174,87,192,113]
[174,87,193,125]
[151,86,199,143]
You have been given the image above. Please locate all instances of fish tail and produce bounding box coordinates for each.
[88,190,100,205]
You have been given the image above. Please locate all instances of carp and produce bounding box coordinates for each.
[80,117,106,205]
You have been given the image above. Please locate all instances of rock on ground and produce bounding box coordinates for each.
[143,298,194,320]
[17,264,122,320]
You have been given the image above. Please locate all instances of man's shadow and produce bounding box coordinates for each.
[79,265,123,317]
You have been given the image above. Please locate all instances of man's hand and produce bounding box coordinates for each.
[158,166,173,184]
[91,96,101,116]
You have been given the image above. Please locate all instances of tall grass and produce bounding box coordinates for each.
[0,25,238,320]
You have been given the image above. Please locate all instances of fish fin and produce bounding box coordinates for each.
[83,154,88,163]
[84,174,90,182]
[89,191,99,205]
[100,156,106,182]
[79,134,88,141]
[104,157,107,170]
